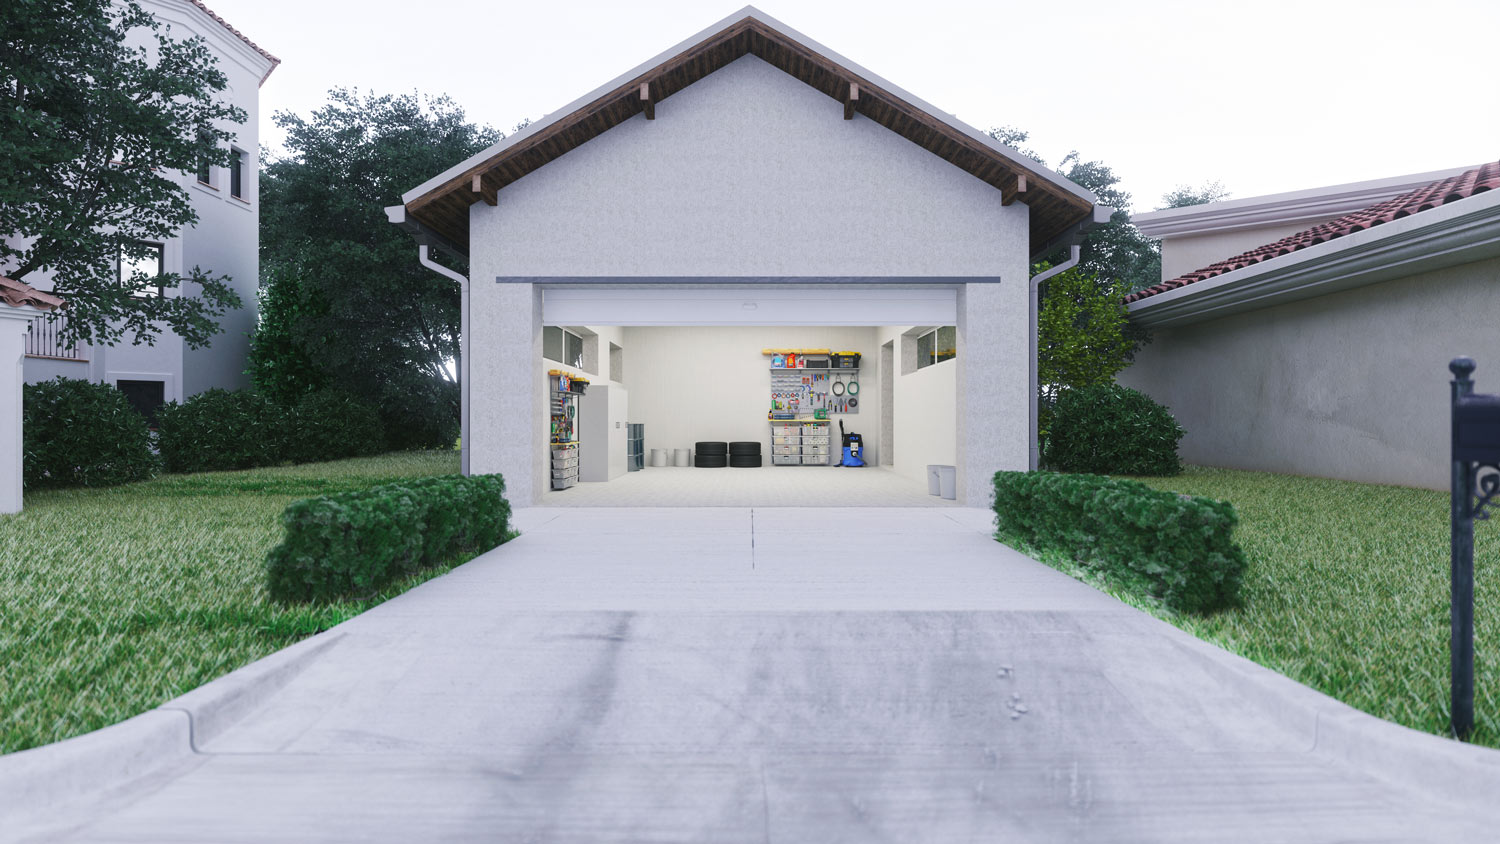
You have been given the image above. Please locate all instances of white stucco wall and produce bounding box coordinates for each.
[1119,255,1500,490]
[466,55,1030,503]
[878,326,959,485]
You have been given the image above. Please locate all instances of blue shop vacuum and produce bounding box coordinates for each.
[839,420,866,467]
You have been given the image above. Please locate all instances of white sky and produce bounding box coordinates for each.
[212,0,1497,212]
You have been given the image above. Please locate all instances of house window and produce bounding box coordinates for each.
[117,380,166,426]
[544,326,585,369]
[916,326,956,369]
[196,130,214,185]
[229,148,245,199]
[121,242,165,297]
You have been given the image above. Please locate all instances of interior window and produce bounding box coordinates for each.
[116,379,166,425]
[917,326,957,369]
[544,326,585,369]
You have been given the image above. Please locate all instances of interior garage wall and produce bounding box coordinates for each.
[617,326,883,464]
[1119,255,1500,490]
[878,326,958,484]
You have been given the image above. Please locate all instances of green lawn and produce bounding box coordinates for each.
[0,452,465,754]
[999,466,1499,747]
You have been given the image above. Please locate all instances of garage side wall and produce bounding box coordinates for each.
[467,55,1030,503]
[1119,255,1500,490]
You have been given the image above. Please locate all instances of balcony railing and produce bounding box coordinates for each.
[25,314,87,361]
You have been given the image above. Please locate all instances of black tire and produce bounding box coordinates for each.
[728,441,761,456]
[694,441,728,456]
[695,454,728,468]
[729,455,762,468]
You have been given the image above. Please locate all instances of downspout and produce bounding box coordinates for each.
[1028,245,1081,471]
[417,244,470,477]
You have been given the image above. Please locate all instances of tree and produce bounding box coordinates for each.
[253,89,502,449]
[1035,266,1133,437]
[1160,180,1231,209]
[987,127,1161,294]
[1,0,245,347]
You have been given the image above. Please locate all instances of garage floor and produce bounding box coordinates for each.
[543,465,954,507]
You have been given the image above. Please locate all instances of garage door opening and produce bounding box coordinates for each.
[537,319,959,507]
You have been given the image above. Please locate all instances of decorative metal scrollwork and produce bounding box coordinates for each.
[1472,464,1500,520]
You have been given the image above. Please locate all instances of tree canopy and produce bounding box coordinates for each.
[1159,180,1232,209]
[252,88,502,449]
[0,0,245,346]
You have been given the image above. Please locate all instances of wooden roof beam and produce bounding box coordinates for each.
[640,82,654,120]
[1002,173,1028,206]
[471,173,497,206]
[844,82,859,120]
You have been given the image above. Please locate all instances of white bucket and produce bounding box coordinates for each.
[673,448,692,467]
[650,448,669,468]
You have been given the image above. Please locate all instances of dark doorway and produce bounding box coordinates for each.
[117,380,166,426]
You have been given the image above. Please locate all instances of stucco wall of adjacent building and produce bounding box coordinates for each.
[1158,222,1321,282]
[1119,255,1500,490]
[467,55,1030,503]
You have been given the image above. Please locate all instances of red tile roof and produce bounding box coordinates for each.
[183,1,281,86]
[0,277,64,311]
[1125,160,1500,305]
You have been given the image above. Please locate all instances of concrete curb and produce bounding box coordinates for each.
[0,631,344,829]
[1154,616,1500,806]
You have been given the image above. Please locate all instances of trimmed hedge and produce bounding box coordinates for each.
[1044,383,1184,476]
[156,388,287,473]
[266,474,510,603]
[22,377,158,489]
[286,389,386,465]
[993,470,1245,613]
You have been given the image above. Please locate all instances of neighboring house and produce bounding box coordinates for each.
[12,0,278,423]
[387,6,1106,505]
[1121,161,1500,490]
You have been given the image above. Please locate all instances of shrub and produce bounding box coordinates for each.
[156,388,287,473]
[286,389,386,464]
[266,474,510,603]
[993,470,1245,613]
[22,377,157,489]
[1044,383,1183,476]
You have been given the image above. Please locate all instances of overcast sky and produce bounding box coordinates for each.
[212,0,1496,212]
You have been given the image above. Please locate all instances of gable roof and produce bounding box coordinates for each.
[399,6,1098,259]
[1126,161,1500,304]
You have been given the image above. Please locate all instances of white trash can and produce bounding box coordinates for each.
[934,465,957,500]
[650,448,669,468]
[673,448,692,467]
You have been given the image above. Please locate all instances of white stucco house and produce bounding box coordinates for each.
[389,7,1107,506]
[10,0,278,421]
[1121,160,1500,490]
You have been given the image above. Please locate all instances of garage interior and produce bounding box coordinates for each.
[537,287,961,507]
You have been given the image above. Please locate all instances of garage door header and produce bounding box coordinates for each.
[539,282,974,326]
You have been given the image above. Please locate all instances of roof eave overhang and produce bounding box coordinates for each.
[385,205,468,262]
[397,6,1098,254]
[1127,190,1500,329]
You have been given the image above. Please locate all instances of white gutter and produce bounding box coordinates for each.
[1128,189,1500,329]
[1028,245,1080,471]
[417,245,471,477]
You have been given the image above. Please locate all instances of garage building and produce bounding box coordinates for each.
[388,7,1104,505]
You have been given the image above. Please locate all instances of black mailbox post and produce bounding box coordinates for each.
[1449,357,1500,740]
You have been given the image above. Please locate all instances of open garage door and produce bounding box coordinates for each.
[541,285,958,326]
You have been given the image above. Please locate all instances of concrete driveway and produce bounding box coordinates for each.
[9,507,1500,842]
